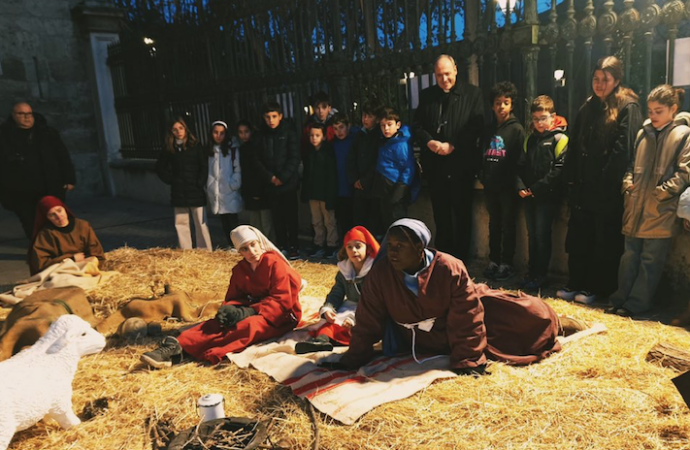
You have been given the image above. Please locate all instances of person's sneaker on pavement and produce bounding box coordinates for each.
[310,247,326,259]
[556,287,578,301]
[574,291,597,305]
[494,264,515,281]
[288,247,301,260]
[519,275,534,288]
[325,246,339,260]
[523,276,547,291]
[140,336,182,369]
[483,261,499,279]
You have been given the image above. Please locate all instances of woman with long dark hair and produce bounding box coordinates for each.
[559,56,643,304]
[156,117,212,250]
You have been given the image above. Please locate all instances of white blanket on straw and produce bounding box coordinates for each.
[227,329,456,425]
[0,258,116,305]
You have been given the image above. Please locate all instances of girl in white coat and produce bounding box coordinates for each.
[207,121,243,246]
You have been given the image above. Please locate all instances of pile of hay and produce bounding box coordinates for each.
[4,247,690,450]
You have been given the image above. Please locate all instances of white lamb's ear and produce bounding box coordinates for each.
[45,323,87,354]
[45,330,75,354]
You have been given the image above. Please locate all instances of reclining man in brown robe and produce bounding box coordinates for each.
[28,196,105,275]
[327,218,580,375]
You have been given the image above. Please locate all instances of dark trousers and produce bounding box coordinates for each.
[218,213,240,246]
[352,191,382,236]
[270,189,300,250]
[3,190,63,239]
[485,188,518,266]
[428,176,475,261]
[335,196,353,240]
[566,208,624,297]
[379,178,409,231]
[524,198,559,277]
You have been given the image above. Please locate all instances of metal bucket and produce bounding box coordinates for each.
[197,393,225,422]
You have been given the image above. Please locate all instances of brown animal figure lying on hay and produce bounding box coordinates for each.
[0,287,222,361]
[0,287,98,361]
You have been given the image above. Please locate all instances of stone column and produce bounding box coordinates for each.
[71,0,124,196]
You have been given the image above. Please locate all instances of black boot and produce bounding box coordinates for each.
[295,334,334,354]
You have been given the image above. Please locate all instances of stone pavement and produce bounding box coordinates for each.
[0,195,229,290]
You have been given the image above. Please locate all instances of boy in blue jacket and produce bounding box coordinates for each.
[372,107,418,228]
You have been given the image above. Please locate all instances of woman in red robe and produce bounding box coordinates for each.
[141,225,302,368]
[335,218,565,374]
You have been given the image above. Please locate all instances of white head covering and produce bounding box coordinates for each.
[230,225,289,264]
[375,218,432,263]
[388,218,431,247]
[211,120,228,129]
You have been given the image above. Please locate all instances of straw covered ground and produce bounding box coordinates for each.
[3,247,690,450]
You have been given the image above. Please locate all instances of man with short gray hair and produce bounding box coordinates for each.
[0,102,75,238]
[412,55,484,260]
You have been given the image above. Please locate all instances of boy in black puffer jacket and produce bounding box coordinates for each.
[516,95,568,290]
[481,82,525,282]
[254,102,302,259]
[346,100,384,236]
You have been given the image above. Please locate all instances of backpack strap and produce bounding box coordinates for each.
[553,133,569,159]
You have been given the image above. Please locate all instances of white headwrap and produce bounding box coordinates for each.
[211,120,228,129]
[230,225,289,264]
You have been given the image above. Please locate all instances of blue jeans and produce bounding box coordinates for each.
[609,236,672,313]
[524,199,559,278]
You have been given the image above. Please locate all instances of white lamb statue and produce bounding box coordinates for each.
[0,314,106,450]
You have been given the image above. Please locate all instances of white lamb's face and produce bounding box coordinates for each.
[46,316,106,356]
[75,327,106,356]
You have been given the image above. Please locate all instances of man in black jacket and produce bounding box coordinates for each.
[412,55,484,260]
[254,102,302,259]
[0,102,76,239]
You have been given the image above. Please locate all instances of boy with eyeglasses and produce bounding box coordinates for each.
[516,95,569,291]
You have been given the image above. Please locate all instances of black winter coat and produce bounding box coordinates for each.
[412,82,485,184]
[254,121,301,195]
[156,141,208,207]
[345,126,382,196]
[480,115,525,191]
[0,114,76,204]
[239,139,270,210]
[301,142,338,209]
[563,94,643,216]
[517,117,569,203]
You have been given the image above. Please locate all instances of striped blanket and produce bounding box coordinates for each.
[226,329,456,425]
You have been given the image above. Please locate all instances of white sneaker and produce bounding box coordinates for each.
[556,287,578,301]
[574,291,597,305]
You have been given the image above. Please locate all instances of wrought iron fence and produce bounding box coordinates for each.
[109,0,690,159]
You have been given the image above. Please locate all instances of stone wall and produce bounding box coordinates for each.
[0,0,104,196]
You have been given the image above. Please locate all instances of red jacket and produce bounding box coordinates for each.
[224,251,302,327]
[178,250,303,363]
